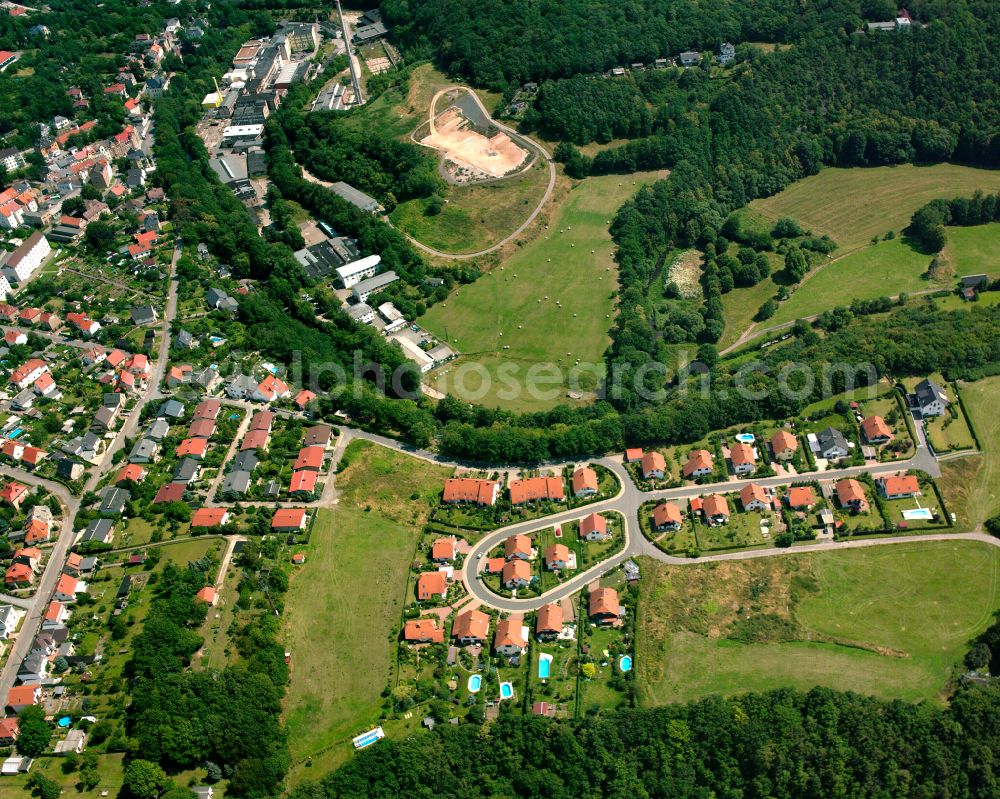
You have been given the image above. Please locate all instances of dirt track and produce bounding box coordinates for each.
[388,87,557,259]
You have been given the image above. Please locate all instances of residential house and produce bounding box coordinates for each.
[641,451,666,480]
[271,508,308,532]
[173,458,201,484]
[817,427,851,460]
[190,508,230,528]
[877,474,920,499]
[99,487,130,515]
[493,618,528,657]
[915,378,949,417]
[504,534,533,560]
[195,586,217,605]
[442,477,499,506]
[220,471,251,496]
[416,571,447,601]
[452,609,489,645]
[836,478,869,513]
[6,685,40,714]
[293,446,324,471]
[128,438,159,464]
[0,605,23,638]
[289,469,318,495]
[430,537,457,563]
[651,502,683,531]
[787,486,816,510]
[579,512,610,542]
[703,494,730,526]
[861,416,894,444]
[535,604,563,640]
[403,618,444,644]
[502,559,532,589]
[53,574,79,603]
[740,483,769,512]
[175,438,208,459]
[770,430,798,461]
[0,482,28,509]
[589,587,620,625]
[544,544,571,571]
[571,466,598,497]
[509,476,564,505]
[729,442,756,475]
[4,563,32,587]
[153,483,185,504]
[682,449,714,479]
[81,518,114,544]
[303,424,333,449]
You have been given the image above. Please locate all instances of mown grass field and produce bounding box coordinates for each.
[768,238,938,325]
[941,376,1000,532]
[420,171,666,411]
[749,164,1000,252]
[390,157,551,253]
[282,441,450,784]
[942,222,1000,276]
[637,541,1000,705]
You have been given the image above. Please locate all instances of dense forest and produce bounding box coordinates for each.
[292,684,1000,799]
[277,82,441,211]
[533,76,652,144]
[125,561,289,797]
[381,0,963,88]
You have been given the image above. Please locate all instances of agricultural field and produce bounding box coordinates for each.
[638,541,1000,705]
[390,156,551,253]
[940,376,1000,531]
[749,164,1000,253]
[281,441,451,783]
[420,170,667,411]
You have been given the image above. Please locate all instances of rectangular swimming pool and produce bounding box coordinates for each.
[538,653,552,679]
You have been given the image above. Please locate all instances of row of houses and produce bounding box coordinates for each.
[442,466,602,508]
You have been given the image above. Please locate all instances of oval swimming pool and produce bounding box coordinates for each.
[619,655,633,673]
[499,681,514,700]
[467,674,482,693]
[735,433,755,444]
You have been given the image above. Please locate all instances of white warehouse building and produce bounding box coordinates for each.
[336,254,381,288]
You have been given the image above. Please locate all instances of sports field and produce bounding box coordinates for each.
[420,170,667,411]
[637,541,1000,705]
[940,376,1000,531]
[390,157,551,253]
[282,441,451,783]
[749,164,1000,252]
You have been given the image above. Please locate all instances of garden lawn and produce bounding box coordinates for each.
[282,442,451,783]
[421,170,666,411]
[749,164,1000,252]
[637,541,1000,705]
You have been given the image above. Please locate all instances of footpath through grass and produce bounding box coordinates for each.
[941,376,1000,531]
[749,164,1000,252]
[420,170,666,411]
[282,441,451,783]
[638,541,1000,706]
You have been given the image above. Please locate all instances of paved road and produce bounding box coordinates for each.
[388,87,557,260]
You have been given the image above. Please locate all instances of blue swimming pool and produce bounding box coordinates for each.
[352,727,384,749]
[8,428,23,439]
[538,653,552,679]
[467,674,482,693]
[499,681,514,700]
[57,716,71,728]
[619,655,633,673]
[902,508,934,520]
[735,433,755,444]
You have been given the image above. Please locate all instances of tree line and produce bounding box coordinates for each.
[908,191,1000,253]
[291,683,1000,799]
[381,0,936,89]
